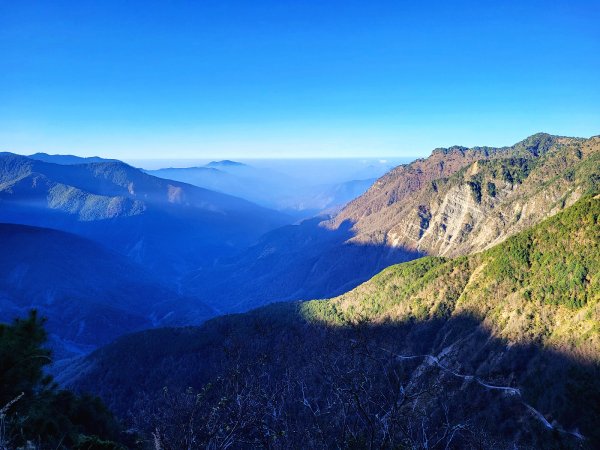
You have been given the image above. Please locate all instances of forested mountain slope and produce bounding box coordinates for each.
[306,195,600,352]
[0,223,214,359]
[65,196,600,449]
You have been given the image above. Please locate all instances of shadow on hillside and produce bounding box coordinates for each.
[65,307,599,449]
[184,217,425,313]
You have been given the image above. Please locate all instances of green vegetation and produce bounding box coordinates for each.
[303,196,600,350]
[301,256,450,325]
[575,151,600,194]
[497,157,533,184]
[486,196,599,308]
[467,179,482,203]
[462,157,535,204]
[0,311,127,449]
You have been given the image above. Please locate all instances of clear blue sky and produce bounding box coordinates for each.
[1,0,598,158]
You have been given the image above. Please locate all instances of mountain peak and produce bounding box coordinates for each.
[206,160,246,168]
[511,132,560,157]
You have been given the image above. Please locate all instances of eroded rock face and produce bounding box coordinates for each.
[327,134,600,258]
[408,183,485,256]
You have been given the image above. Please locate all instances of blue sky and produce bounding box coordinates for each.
[1,0,598,159]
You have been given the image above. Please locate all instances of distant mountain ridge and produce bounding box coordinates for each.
[147,159,381,218]
[28,152,118,165]
[206,159,247,168]
[0,152,290,280]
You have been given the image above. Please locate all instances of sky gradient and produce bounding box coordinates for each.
[1,0,599,159]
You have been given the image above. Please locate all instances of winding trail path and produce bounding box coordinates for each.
[381,347,585,441]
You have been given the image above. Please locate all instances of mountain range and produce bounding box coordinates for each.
[0,153,293,357]
[0,153,291,282]
[146,160,380,218]
[2,132,599,448]
[183,133,600,313]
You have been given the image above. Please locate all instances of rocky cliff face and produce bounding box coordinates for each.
[329,134,600,257]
